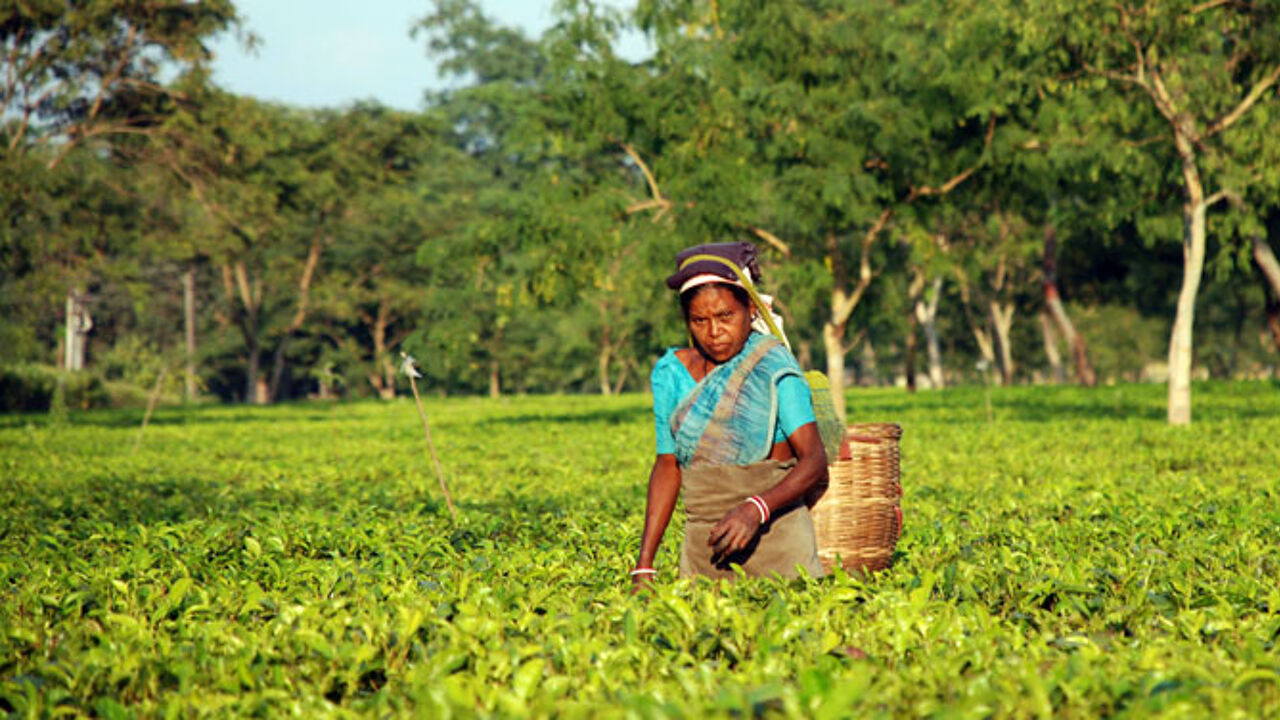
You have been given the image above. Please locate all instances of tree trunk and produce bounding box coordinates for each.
[225,262,264,404]
[268,241,322,402]
[1039,310,1065,384]
[63,288,92,371]
[1042,224,1097,386]
[1253,234,1280,300]
[64,290,79,371]
[904,270,925,393]
[367,298,398,400]
[989,300,1015,385]
[823,320,848,420]
[917,277,944,388]
[611,358,633,395]
[182,267,197,401]
[904,311,919,393]
[488,358,501,398]
[822,218,886,421]
[970,321,998,384]
[1167,140,1208,426]
[1044,284,1097,387]
[1266,297,1280,356]
[598,345,613,396]
[245,333,261,403]
[598,320,613,396]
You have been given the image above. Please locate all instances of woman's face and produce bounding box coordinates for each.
[686,285,754,364]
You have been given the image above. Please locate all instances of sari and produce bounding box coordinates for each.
[669,332,825,580]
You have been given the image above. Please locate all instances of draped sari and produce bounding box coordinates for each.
[669,333,824,580]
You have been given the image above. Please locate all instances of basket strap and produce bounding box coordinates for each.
[678,253,790,348]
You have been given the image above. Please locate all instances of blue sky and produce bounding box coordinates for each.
[209,0,643,111]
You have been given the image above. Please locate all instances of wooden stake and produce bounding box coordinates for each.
[133,367,166,453]
[401,353,457,519]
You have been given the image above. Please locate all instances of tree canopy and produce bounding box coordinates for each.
[2,0,1279,423]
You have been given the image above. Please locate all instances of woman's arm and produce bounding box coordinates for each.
[707,422,827,558]
[633,453,682,590]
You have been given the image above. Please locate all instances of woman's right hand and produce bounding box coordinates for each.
[708,502,763,560]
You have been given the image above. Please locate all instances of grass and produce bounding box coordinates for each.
[2,381,1278,717]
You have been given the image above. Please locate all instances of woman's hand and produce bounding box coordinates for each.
[630,572,655,595]
[707,502,762,559]
[706,422,827,564]
[633,455,681,592]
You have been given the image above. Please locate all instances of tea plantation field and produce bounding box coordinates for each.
[2,382,1278,717]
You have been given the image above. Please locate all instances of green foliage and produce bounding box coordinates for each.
[0,364,106,412]
[0,0,242,161]
[2,385,1279,715]
[0,362,185,412]
[5,0,1280,408]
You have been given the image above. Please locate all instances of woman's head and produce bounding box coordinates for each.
[680,282,755,364]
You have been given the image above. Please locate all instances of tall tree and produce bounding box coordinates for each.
[1043,0,1280,423]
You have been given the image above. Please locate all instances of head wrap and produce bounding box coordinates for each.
[665,242,760,290]
[668,242,789,349]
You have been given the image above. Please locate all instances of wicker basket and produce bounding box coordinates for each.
[808,423,903,575]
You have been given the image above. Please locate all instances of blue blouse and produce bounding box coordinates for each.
[650,345,816,456]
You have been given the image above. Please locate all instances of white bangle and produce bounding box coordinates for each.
[629,567,657,576]
[746,495,769,524]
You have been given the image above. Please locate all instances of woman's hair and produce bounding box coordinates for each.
[680,282,753,320]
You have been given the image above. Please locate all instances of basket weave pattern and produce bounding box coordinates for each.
[809,423,903,574]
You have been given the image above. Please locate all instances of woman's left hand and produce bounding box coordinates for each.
[708,503,762,559]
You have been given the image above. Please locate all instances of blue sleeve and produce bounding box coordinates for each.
[651,357,678,456]
[777,373,816,440]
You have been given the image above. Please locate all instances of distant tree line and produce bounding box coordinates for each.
[3,0,1279,424]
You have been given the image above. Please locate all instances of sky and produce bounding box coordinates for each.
[208,0,644,111]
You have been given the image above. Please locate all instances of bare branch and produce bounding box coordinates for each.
[617,140,665,204]
[1122,133,1165,148]
[832,208,893,325]
[907,116,995,201]
[8,85,57,151]
[1205,64,1280,137]
[234,261,254,312]
[284,241,323,333]
[616,141,673,221]
[625,198,667,215]
[86,23,139,124]
[1190,0,1232,14]
[1116,4,1147,84]
[840,329,868,358]
[748,227,791,257]
[1204,188,1240,208]
[1147,68,1185,127]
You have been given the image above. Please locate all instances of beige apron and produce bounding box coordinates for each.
[678,459,824,580]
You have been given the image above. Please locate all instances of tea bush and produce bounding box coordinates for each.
[2,383,1277,717]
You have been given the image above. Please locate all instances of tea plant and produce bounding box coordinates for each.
[2,383,1277,717]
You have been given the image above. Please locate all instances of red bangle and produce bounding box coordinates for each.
[746,495,770,524]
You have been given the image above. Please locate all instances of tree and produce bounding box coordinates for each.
[1043,0,1280,423]
[1,0,241,168]
[635,0,1014,416]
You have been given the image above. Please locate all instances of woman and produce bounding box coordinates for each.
[631,242,828,589]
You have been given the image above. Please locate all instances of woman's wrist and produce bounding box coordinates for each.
[629,567,658,577]
[745,495,770,524]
